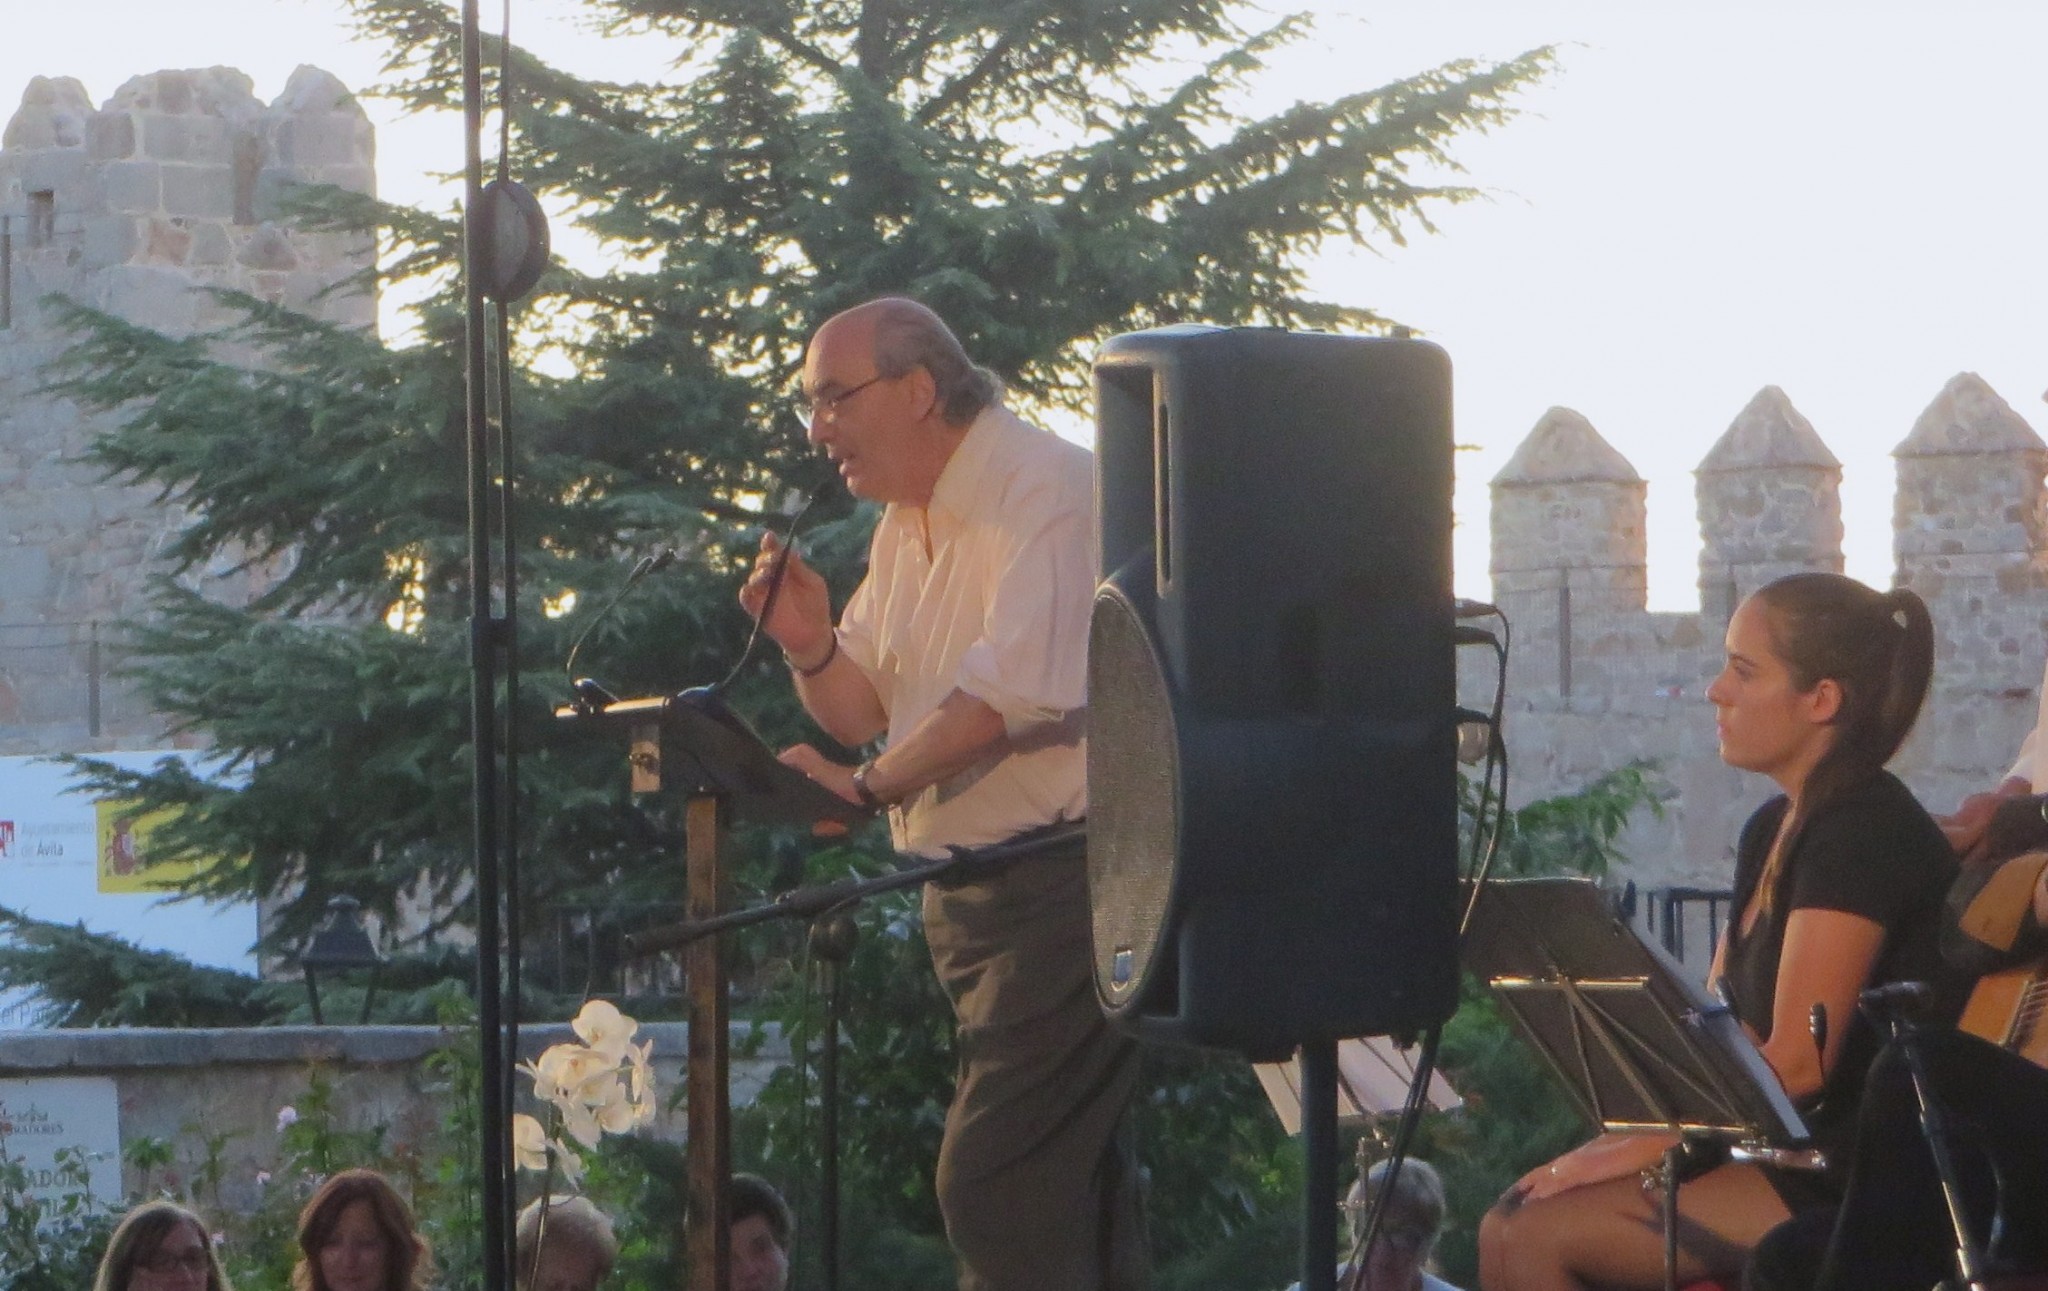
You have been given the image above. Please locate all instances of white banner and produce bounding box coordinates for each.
[0,753,257,1026]
[0,1076,123,1208]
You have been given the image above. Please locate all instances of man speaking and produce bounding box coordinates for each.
[739,297,1148,1289]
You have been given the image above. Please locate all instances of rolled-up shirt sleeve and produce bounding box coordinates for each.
[955,503,1094,737]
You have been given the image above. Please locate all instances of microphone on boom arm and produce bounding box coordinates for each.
[674,476,838,734]
[565,546,680,714]
[562,475,839,725]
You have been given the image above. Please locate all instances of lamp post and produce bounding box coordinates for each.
[300,895,385,1025]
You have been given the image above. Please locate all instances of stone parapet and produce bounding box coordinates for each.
[0,1022,786,1211]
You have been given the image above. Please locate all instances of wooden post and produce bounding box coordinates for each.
[684,793,730,1291]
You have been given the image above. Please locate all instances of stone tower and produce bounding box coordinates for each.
[0,66,374,754]
[1694,386,1843,626]
[1891,373,2048,796]
[1488,406,1648,706]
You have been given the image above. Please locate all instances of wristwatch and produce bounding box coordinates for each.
[850,759,884,811]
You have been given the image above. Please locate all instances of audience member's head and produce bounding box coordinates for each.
[94,1201,232,1291]
[728,1173,793,1291]
[1347,1157,1448,1290]
[515,1195,618,1291]
[291,1168,434,1291]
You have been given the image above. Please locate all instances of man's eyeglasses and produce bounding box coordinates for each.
[140,1250,211,1278]
[798,373,890,425]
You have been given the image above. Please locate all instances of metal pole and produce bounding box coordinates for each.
[1896,1026,1990,1289]
[1300,1039,1338,1291]
[811,913,858,1291]
[494,295,524,1193]
[460,2,512,1290]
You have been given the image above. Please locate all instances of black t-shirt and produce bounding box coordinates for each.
[1721,770,1961,1171]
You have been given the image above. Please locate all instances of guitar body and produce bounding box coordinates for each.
[1959,955,2048,1070]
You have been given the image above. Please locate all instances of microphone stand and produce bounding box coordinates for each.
[1861,985,1992,1291]
[621,823,1087,956]
[809,912,857,1291]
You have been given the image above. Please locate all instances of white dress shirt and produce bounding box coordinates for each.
[837,403,1095,856]
[2008,654,2048,790]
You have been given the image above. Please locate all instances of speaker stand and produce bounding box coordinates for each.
[1301,1037,1338,1291]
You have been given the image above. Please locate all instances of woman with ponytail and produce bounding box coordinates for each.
[1477,572,1962,1291]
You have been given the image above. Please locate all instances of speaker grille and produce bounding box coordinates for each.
[1087,584,1179,1013]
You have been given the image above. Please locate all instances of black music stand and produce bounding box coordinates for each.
[558,692,866,1291]
[1462,878,1815,1291]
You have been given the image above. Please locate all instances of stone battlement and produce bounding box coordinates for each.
[1478,374,2047,896]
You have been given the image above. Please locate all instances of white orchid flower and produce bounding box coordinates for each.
[570,1066,628,1113]
[597,1092,642,1135]
[553,1141,586,1184]
[571,998,637,1062]
[628,1038,656,1103]
[514,1002,655,1177]
[528,1043,614,1104]
[512,1114,552,1173]
[559,1096,605,1150]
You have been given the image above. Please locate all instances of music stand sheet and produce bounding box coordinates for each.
[556,694,867,829]
[1461,877,1808,1144]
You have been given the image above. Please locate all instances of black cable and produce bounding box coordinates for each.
[1338,1024,1445,1291]
[1458,606,1512,944]
[712,483,835,696]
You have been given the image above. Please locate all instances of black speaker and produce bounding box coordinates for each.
[1087,325,1460,1057]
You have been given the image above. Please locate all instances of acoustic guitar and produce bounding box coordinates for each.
[1959,955,2048,1070]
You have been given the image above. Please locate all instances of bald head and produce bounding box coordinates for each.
[813,297,998,427]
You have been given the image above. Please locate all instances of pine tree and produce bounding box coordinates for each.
[48,0,1549,960]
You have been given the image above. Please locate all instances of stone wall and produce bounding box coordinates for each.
[1477,373,2048,918]
[0,1022,784,1211]
[0,67,374,755]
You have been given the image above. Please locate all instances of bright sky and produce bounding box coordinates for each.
[5,1,2044,607]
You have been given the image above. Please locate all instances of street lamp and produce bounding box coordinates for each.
[300,895,385,1025]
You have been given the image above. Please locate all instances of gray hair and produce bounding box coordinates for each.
[515,1195,618,1285]
[1349,1157,1447,1259]
[865,297,999,426]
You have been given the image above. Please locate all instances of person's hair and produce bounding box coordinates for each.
[94,1201,233,1291]
[515,1195,618,1287]
[291,1169,434,1291]
[1348,1157,1446,1261]
[1747,572,1935,912]
[729,1173,794,1252]
[865,297,999,426]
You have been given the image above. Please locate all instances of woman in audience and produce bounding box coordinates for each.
[291,1167,434,1291]
[93,1200,232,1291]
[1477,572,1961,1290]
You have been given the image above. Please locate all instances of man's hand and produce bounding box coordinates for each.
[1940,778,2034,864]
[778,743,861,805]
[738,531,833,663]
[1968,795,2048,867]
